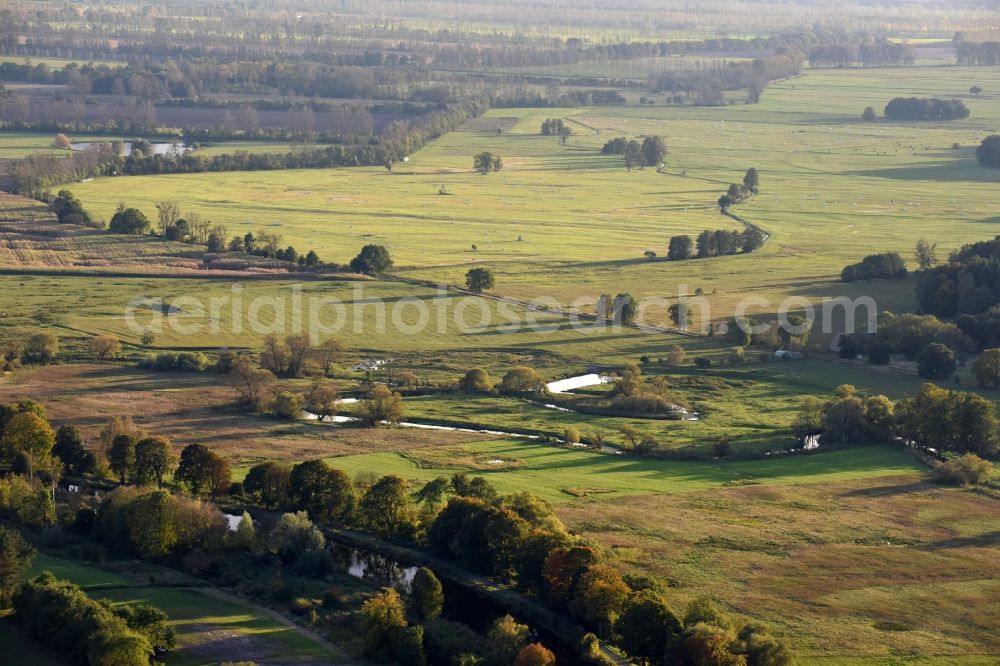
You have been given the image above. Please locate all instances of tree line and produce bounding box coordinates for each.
[667,228,765,261]
[917,235,1000,319]
[8,97,489,194]
[955,41,1000,66]
[648,53,803,106]
[883,98,970,121]
[807,40,915,68]
[794,382,998,458]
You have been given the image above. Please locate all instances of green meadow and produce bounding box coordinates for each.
[322,439,923,503]
[0,273,718,368]
[62,67,1000,333]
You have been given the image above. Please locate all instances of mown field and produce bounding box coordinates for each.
[61,67,1000,337]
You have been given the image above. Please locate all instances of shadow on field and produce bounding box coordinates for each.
[844,160,1000,182]
[838,480,929,497]
[919,531,1000,551]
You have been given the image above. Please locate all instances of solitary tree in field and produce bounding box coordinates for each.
[970,86,983,96]
[474,152,503,174]
[350,244,393,274]
[862,106,877,122]
[743,167,760,194]
[465,267,495,293]
[109,207,150,235]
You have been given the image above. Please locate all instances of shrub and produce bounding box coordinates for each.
[458,368,493,393]
[89,335,121,360]
[22,333,59,365]
[272,391,303,420]
[499,367,545,394]
[931,454,994,486]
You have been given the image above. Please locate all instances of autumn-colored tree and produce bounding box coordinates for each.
[513,643,556,666]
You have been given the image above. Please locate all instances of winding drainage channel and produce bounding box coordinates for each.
[300,374,702,453]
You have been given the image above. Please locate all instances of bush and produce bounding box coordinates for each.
[89,335,121,360]
[22,332,59,365]
[931,454,994,486]
[458,368,493,393]
[272,391,303,420]
[499,367,545,394]
[563,427,581,444]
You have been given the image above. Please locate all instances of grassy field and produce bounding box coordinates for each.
[0,193,335,275]
[3,63,1000,664]
[60,67,1000,337]
[0,272,718,366]
[324,439,924,503]
[324,441,999,663]
[11,553,350,666]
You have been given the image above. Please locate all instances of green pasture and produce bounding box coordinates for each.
[0,274,717,369]
[323,440,923,503]
[59,67,1000,334]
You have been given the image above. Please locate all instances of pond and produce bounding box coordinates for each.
[330,543,419,592]
[545,373,612,394]
[70,141,192,156]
